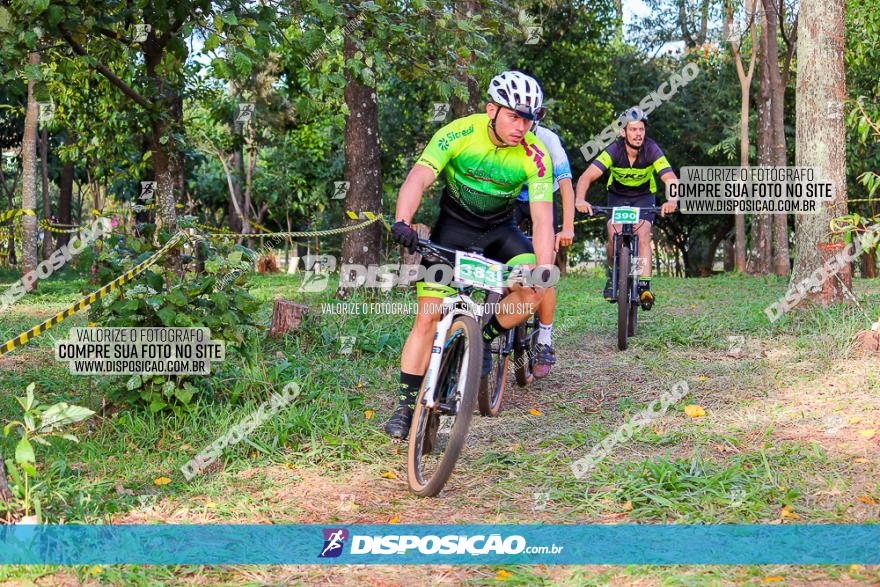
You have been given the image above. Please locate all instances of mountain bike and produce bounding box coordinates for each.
[589,205,662,351]
[407,238,532,496]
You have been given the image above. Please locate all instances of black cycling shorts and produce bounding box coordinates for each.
[416,212,535,298]
[607,192,658,223]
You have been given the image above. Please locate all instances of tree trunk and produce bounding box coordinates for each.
[40,126,52,259]
[790,0,847,301]
[725,0,757,273]
[749,13,773,275]
[20,52,40,290]
[763,0,791,277]
[451,0,481,118]
[57,160,73,249]
[861,250,877,278]
[338,27,382,294]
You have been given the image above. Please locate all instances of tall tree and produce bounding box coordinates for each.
[750,7,773,275]
[20,52,40,288]
[340,24,382,270]
[764,0,797,277]
[723,0,758,272]
[790,0,847,301]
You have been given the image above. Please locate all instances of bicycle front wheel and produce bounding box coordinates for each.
[617,244,630,351]
[407,314,481,497]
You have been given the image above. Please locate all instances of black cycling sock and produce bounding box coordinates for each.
[482,314,509,343]
[398,372,423,410]
[638,277,651,290]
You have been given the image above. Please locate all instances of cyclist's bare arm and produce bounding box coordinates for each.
[575,165,603,214]
[659,170,679,216]
[394,164,436,223]
[529,200,555,269]
[556,178,575,250]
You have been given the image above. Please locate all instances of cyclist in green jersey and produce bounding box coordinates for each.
[386,71,556,438]
[574,107,678,309]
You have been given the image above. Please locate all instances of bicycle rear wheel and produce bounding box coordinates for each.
[407,315,481,497]
[479,328,511,417]
[617,244,630,351]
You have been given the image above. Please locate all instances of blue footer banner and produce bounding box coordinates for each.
[0,525,878,565]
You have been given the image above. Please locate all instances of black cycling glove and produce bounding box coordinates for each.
[391,221,419,253]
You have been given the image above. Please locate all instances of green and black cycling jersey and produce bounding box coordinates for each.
[591,137,673,198]
[416,113,554,227]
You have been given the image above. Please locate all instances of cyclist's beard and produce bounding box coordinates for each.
[624,137,643,151]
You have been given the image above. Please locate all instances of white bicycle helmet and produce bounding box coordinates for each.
[487,71,545,121]
[620,106,648,126]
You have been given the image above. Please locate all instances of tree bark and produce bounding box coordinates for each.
[725,0,757,273]
[20,52,40,290]
[338,26,382,293]
[790,0,847,301]
[763,0,791,277]
[749,10,773,275]
[40,126,52,259]
[56,159,73,248]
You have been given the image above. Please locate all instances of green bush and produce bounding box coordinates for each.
[87,229,262,413]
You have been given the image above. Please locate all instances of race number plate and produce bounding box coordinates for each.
[611,206,640,224]
[454,251,506,293]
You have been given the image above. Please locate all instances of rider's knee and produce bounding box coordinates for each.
[412,308,441,335]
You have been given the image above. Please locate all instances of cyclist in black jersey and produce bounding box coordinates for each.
[385,71,557,439]
[575,107,679,309]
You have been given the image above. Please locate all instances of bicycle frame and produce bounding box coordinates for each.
[610,227,640,304]
[420,292,482,410]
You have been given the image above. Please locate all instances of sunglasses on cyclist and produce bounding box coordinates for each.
[493,102,547,122]
[512,103,547,122]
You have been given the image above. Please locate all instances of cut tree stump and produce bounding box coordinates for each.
[257,253,280,273]
[854,330,880,355]
[268,299,309,337]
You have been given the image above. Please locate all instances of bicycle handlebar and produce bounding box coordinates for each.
[587,205,664,214]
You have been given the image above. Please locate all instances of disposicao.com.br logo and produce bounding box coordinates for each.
[319,529,563,557]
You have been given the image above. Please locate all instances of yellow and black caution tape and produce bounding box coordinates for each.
[38,219,86,234]
[0,209,36,224]
[0,233,183,357]
[345,209,390,229]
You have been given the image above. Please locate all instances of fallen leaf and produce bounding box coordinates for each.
[250,451,258,459]
[857,495,878,505]
[364,410,375,420]
[623,501,633,511]
[696,375,708,381]
[780,505,800,519]
[205,501,217,508]
[87,322,97,328]
[284,463,294,469]
[848,417,863,425]
[90,566,103,574]
[850,564,864,572]
[853,457,869,463]
[388,514,400,523]
[858,429,877,439]
[762,577,783,583]
[509,443,521,450]
[684,405,706,418]
[356,380,365,388]
[529,408,542,416]
[381,471,398,479]
[153,477,171,486]
[495,569,513,581]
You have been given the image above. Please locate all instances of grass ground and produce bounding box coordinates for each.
[1,268,879,585]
